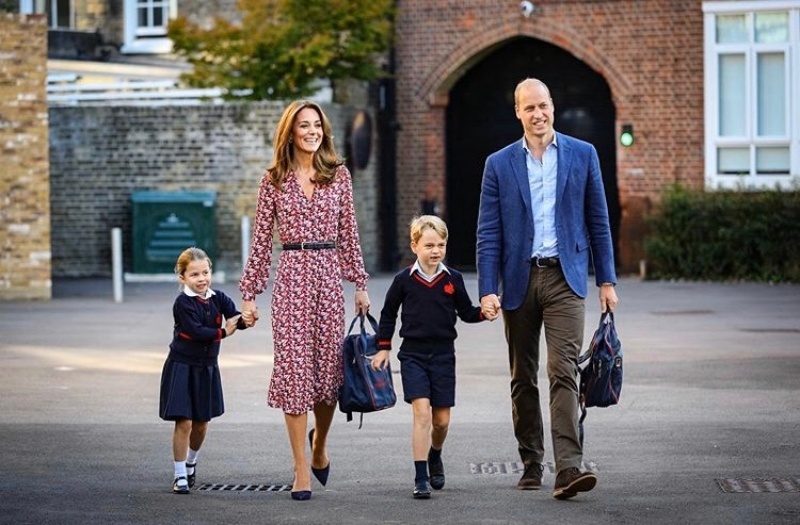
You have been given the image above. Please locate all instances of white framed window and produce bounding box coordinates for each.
[120,0,177,55]
[19,0,73,28]
[703,1,800,189]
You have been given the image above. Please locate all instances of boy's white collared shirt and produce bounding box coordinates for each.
[410,260,450,282]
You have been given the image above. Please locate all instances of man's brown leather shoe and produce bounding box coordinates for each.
[516,462,543,490]
[552,467,597,499]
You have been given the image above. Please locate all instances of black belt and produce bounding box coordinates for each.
[532,256,560,268]
[282,242,337,250]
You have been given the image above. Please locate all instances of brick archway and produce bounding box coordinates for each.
[410,22,634,270]
[418,20,634,111]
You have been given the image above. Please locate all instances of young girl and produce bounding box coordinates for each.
[159,247,248,494]
[372,216,486,499]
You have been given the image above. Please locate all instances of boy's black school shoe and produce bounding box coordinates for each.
[172,476,190,494]
[428,456,445,490]
[413,479,432,499]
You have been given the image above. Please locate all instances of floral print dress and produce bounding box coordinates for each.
[239,164,369,415]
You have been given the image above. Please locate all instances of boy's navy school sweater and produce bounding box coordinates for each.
[168,290,245,366]
[378,265,484,353]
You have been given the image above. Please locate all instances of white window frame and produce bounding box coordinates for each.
[19,0,74,29]
[120,0,178,55]
[703,1,800,189]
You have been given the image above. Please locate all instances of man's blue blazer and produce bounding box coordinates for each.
[476,132,617,311]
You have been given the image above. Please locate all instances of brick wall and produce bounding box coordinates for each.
[48,102,380,280]
[0,14,51,300]
[395,0,705,272]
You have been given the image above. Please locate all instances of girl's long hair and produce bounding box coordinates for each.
[268,100,343,190]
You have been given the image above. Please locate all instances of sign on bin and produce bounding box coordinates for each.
[131,191,216,274]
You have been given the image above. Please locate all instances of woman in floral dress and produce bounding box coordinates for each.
[239,100,371,501]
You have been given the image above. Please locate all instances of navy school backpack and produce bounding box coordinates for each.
[578,311,623,444]
[338,313,397,428]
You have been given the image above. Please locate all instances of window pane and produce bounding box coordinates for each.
[719,54,746,136]
[716,15,748,44]
[136,1,170,30]
[718,148,750,175]
[757,53,785,136]
[56,0,70,28]
[153,8,164,27]
[756,147,789,175]
[755,12,788,43]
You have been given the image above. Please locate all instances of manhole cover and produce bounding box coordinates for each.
[197,483,291,492]
[716,477,800,493]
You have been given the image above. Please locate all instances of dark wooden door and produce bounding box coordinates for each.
[445,37,620,270]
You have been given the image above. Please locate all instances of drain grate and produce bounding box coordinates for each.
[469,460,597,475]
[197,483,291,492]
[716,477,800,493]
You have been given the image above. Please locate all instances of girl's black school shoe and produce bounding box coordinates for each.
[186,462,196,488]
[172,476,190,494]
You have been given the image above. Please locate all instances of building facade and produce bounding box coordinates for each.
[5,0,799,296]
[393,0,799,272]
[0,13,50,300]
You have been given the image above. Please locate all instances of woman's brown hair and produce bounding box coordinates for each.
[268,100,343,190]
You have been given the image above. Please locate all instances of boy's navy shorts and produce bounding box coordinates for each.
[397,349,456,407]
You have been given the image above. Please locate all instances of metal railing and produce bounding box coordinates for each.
[46,76,239,106]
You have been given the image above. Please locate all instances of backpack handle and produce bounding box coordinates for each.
[347,312,379,336]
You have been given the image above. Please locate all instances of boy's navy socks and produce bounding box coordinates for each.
[428,447,442,461]
[414,460,429,482]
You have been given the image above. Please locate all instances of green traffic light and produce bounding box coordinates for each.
[620,124,634,147]
[620,132,634,147]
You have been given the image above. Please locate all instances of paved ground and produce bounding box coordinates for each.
[1,275,798,525]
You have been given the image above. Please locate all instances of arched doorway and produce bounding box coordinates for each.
[445,37,620,270]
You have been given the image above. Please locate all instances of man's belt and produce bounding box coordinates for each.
[282,242,337,250]
[532,256,560,268]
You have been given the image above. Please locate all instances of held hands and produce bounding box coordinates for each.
[355,290,370,316]
[599,284,618,312]
[241,300,259,327]
[371,350,390,371]
[225,315,241,336]
[480,294,501,321]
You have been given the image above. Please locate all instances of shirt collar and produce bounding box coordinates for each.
[521,133,558,153]
[183,287,216,299]
[410,260,450,279]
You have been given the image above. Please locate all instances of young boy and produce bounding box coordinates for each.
[372,215,486,499]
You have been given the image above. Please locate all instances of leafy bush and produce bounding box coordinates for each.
[644,185,800,282]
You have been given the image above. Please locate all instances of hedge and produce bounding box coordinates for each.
[644,185,800,283]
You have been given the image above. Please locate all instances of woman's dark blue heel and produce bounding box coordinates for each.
[308,428,330,486]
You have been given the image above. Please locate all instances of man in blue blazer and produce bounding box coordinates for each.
[476,78,618,499]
